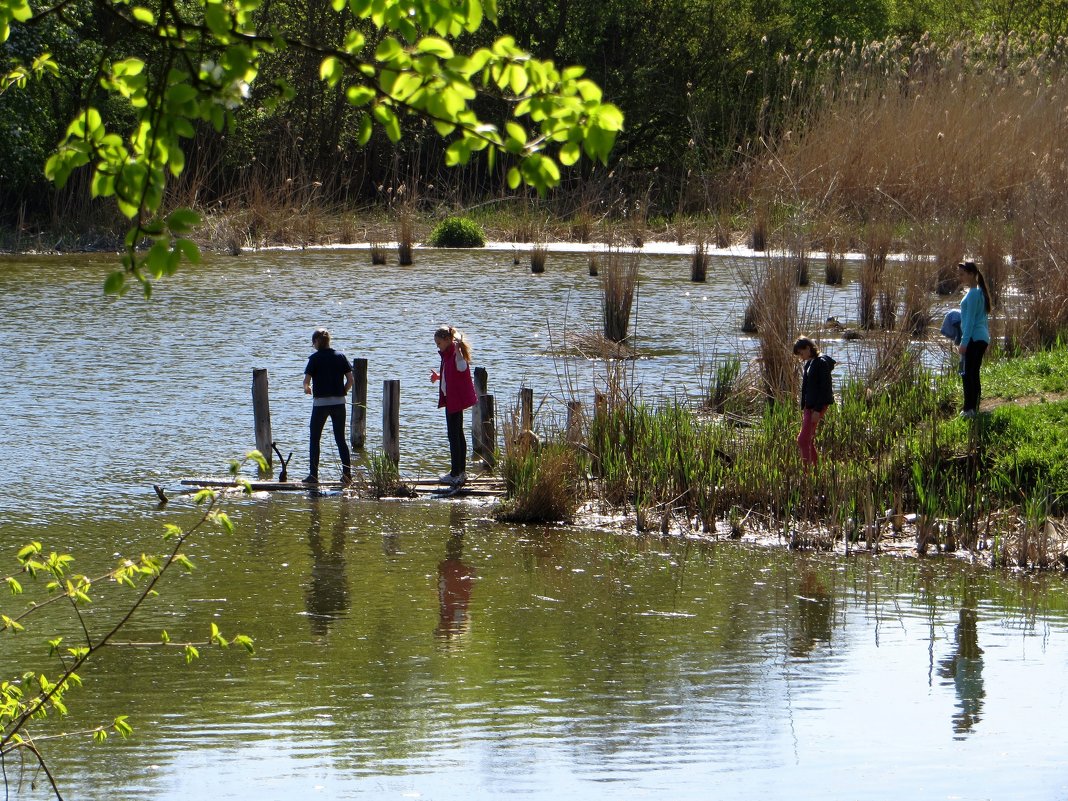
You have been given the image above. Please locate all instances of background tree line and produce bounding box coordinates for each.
[3,0,1068,232]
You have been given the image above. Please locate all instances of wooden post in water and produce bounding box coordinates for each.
[252,368,273,471]
[476,394,496,468]
[383,379,400,465]
[471,366,489,456]
[566,400,584,445]
[350,358,368,451]
[519,387,534,433]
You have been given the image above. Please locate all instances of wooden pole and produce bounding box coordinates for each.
[471,366,488,456]
[476,394,496,468]
[350,358,367,451]
[252,368,273,471]
[566,400,584,445]
[519,387,534,432]
[383,379,400,465]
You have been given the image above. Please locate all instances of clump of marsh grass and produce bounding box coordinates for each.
[858,258,879,330]
[901,262,932,338]
[934,226,964,295]
[531,241,548,274]
[708,355,742,413]
[588,253,600,276]
[746,258,798,402]
[397,213,414,266]
[877,268,901,331]
[497,443,582,523]
[824,249,844,285]
[602,250,640,343]
[750,205,768,252]
[370,239,387,265]
[691,238,709,282]
[979,224,1008,309]
[367,451,415,498]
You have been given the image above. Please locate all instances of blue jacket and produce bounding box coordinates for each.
[959,287,989,347]
[940,310,962,345]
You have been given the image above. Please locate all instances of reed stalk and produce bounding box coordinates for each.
[691,238,709,282]
[602,250,640,343]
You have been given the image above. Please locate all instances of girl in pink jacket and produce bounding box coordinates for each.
[430,325,478,486]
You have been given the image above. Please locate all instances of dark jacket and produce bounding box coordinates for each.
[800,354,836,411]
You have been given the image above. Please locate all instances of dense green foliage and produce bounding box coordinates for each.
[428,215,486,247]
[0,0,621,293]
[5,0,1068,239]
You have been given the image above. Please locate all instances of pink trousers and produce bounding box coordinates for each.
[797,408,825,466]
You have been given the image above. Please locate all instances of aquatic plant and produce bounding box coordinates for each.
[691,239,708,282]
[602,250,640,343]
[428,216,486,248]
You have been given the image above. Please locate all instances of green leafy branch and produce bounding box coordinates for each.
[0,451,266,799]
[2,0,622,296]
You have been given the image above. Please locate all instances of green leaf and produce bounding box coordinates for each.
[104,271,127,295]
[416,37,454,58]
[165,208,200,235]
[184,644,200,663]
[346,85,375,107]
[131,6,155,23]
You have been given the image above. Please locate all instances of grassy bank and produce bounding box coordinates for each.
[498,343,1068,570]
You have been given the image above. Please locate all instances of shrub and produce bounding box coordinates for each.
[428,216,486,248]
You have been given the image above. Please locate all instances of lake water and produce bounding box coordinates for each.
[0,249,1062,801]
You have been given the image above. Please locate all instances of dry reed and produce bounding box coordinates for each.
[746,258,798,402]
[691,239,709,282]
[397,214,414,266]
[531,242,548,273]
[602,250,640,343]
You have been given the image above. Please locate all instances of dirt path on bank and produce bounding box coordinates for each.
[979,390,1068,413]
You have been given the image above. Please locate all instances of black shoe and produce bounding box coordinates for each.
[341,468,353,486]
[302,474,319,484]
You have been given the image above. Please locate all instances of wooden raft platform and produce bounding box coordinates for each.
[179,475,505,498]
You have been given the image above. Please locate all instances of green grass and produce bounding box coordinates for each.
[984,343,1068,399]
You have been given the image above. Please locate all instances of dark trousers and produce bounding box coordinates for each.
[961,340,988,412]
[310,404,350,475]
[446,410,466,476]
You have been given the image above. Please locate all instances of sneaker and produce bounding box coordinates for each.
[302,474,319,484]
[451,472,467,487]
[341,468,353,486]
[959,410,976,419]
[439,472,455,484]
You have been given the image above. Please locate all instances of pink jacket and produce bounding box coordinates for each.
[437,343,478,412]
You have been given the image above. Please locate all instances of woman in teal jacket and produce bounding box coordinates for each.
[957,261,991,419]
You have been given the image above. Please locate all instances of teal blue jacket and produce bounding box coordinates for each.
[959,287,989,347]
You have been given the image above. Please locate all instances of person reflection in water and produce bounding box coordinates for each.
[937,607,985,737]
[435,506,476,645]
[304,498,351,636]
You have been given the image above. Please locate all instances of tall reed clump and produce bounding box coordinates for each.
[979,224,1009,310]
[691,238,709,282]
[825,251,844,285]
[531,241,548,274]
[933,225,964,295]
[370,238,387,265]
[602,250,640,343]
[397,213,414,266]
[901,258,932,338]
[746,258,798,403]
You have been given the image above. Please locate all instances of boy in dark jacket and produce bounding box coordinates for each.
[793,337,836,466]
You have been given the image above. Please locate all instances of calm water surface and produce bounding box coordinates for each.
[0,251,1061,801]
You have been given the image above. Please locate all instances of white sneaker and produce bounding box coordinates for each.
[452,472,467,487]
[439,472,455,484]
